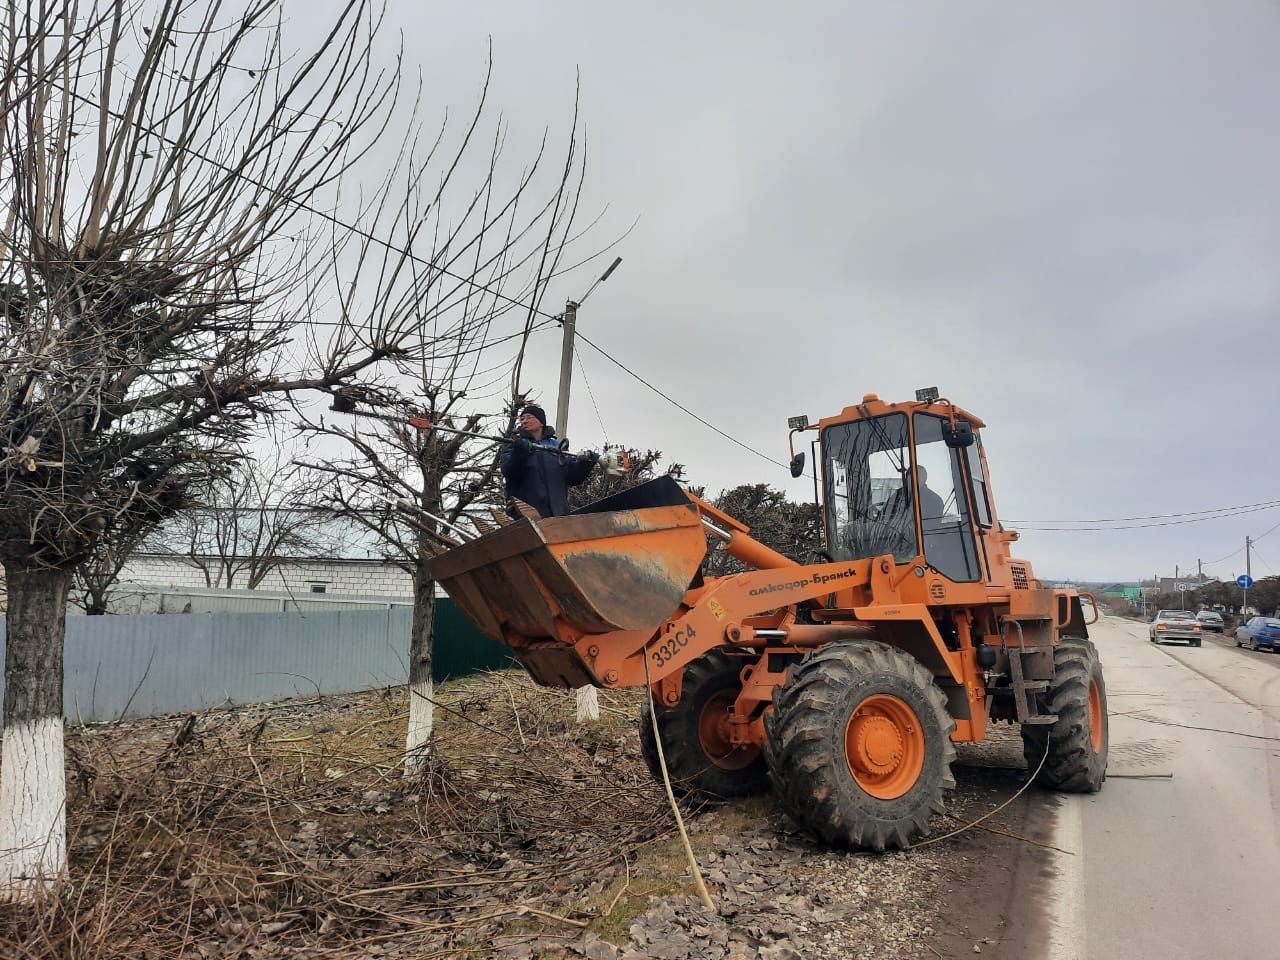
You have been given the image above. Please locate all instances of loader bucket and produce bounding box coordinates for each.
[427,476,706,647]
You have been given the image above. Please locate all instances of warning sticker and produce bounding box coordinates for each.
[708,598,728,621]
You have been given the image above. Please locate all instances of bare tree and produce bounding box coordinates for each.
[0,1,437,900]
[298,88,591,772]
[71,495,174,615]
[159,450,330,590]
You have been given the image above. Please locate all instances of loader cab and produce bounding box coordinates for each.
[819,397,988,583]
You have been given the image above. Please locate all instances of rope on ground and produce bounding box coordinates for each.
[641,647,716,912]
[908,736,1058,852]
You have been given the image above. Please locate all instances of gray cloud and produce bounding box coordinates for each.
[308,0,1280,581]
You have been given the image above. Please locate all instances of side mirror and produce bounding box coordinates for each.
[789,451,806,478]
[943,419,975,448]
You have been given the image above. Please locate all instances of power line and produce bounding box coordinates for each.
[574,332,790,471]
[64,83,794,476]
[1014,501,1280,532]
[57,85,565,327]
[1196,517,1280,568]
[1005,497,1280,525]
[573,346,608,447]
[1249,544,1275,577]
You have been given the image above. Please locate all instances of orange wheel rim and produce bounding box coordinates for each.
[1088,677,1104,753]
[697,690,760,770]
[844,694,926,800]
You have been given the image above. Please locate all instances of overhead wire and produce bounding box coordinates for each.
[575,332,790,471]
[46,80,823,478]
[573,346,608,448]
[1013,501,1280,532]
[1248,544,1275,577]
[54,84,566,326]
[1005,497,1280,525]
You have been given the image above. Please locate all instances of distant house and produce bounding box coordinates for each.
[111,509,414,609]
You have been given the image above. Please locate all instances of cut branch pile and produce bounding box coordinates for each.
[0,674,676,959]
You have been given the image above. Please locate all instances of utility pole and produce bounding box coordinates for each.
[554,256,622,443]
[551,257,622,724]
[554,299,578,440]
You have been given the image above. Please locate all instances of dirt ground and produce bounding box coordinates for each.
[0,672,1056,959]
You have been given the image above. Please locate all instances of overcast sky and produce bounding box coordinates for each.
[308,1,1279,583]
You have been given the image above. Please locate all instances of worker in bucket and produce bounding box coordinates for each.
[499,404,599,518]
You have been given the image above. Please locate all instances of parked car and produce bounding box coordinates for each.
[1234,617,1280,652]
[1150,609,1202,646]
[1196,610,1225,633]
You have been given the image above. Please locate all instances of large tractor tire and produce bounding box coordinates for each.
[1021,636,1108,792]
[639,650,770,802]
[763,640,956,852]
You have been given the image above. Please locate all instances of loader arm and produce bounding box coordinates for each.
[578,558,881,690]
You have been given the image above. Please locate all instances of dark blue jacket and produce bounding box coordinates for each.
[499,428,597,518]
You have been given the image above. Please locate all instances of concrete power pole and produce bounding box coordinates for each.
[552,257,622,724]
[553,298,596,721]
[554,299,578,441]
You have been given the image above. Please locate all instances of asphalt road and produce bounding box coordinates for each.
[1042,616,1280,959]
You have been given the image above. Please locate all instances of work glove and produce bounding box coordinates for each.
[514,437,532,455]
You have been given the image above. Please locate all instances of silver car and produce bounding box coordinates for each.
[1195,610,1224,633]
[1150,609,1202,646]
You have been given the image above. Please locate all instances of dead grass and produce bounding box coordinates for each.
[0,671,696,959]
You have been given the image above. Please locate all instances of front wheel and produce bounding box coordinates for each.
[1022,636,1108,792]
[638,650,770,802]
[764,641,956,851]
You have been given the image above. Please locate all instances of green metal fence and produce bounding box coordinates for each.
[432,597,517,680]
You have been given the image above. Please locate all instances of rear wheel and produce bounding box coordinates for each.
[763,640,955,851]
[1022,636,1108,792]
[638,650,769,801]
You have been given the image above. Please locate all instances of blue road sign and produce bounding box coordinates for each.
[1237,574,1254,589]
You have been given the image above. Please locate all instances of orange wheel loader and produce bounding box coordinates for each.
[426,391,1107,851]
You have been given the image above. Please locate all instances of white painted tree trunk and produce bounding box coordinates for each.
[575,684,600,722]
[0,717,66,900]
[403,564,435,775]
[403,678,433,775]
[0,563,71,903]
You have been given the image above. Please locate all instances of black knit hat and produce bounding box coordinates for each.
[520,404,547,426]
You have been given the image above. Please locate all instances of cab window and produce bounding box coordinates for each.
[912,414,982,582]
[822,413,917,563]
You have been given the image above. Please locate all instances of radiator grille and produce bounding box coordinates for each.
[1011,565,1029,590]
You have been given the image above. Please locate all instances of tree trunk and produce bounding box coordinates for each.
[0,563,69,902]
[575,685,600,722]
[403,565,435,774]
